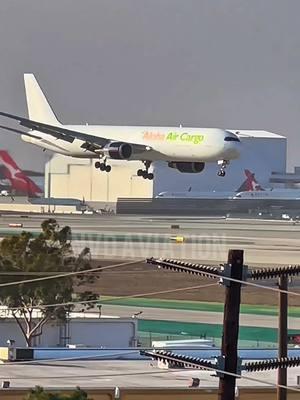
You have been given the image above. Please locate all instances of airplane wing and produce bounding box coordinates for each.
[0,111,150,154]
[0,124,42,140]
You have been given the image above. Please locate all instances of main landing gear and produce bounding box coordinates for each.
[217,160,229,177]
[137,161,154,180]
[95,159,111,173]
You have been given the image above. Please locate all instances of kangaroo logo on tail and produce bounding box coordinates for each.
[0,151,43,197]
[236,169,265,192]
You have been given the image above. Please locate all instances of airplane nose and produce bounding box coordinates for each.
[223,134,241,160]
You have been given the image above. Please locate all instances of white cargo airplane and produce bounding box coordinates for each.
[0,74,241,180]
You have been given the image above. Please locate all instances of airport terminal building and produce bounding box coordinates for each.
[45,130,287,202]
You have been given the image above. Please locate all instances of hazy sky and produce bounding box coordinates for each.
[0,0,300,171]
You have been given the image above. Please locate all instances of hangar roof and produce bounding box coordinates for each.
[228,130,286,139]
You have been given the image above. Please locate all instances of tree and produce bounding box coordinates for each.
[25,386,93,400]
[0,219,99,346]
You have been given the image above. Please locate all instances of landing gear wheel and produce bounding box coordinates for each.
[217,160,229,177]
[147,173,154,180]
[95,159,111,172]
[137,161,153,179]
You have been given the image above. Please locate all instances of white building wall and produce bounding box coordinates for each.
[0,318,138,347]
[45,131,287,201]
[46,157,152,201]
[69,319,137,347]
[0,319,60,347]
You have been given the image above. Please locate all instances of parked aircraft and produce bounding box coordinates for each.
[0,150,43,197]
[156,169,264,198]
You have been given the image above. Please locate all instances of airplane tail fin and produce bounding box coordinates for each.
[24,73,61,125]
[236,169,265,192]
[0,150,43,197]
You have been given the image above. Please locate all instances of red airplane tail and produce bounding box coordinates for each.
[236,169,265,192]
[0,151,43,197]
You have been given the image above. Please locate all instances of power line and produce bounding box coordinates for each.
[0,270,163,276]
[1,256,300,393]
[0,337,298,394]
[0,262,299,312]
[0,369,175,380]
[0,351,139,366]
[1,255,299,300]
[0,259,144,288]
[146,254,300,399]
[147,258,300,298]
[141,350,300,394]
[0,282,219,311]
[1,352,300,394]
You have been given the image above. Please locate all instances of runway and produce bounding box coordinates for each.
[0,214,300,264]
[1,213,300,236]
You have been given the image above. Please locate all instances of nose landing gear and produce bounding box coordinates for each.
[217,160,229,177]
[137,161,154,180]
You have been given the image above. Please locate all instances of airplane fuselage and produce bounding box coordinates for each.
[22,125,240,162]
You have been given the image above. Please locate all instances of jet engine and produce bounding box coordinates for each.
[103,142,132,160]
[168,162,205,173]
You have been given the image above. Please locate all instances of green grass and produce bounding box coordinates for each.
[138,319,300,344]
[99,296,300,318]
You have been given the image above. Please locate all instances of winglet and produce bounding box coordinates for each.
[24,74,61,125]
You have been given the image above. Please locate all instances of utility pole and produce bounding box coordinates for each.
[218,249,244,400]
[147,255,300,397]
[277,275,288,400]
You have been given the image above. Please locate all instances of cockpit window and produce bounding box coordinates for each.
[224,136,240,142]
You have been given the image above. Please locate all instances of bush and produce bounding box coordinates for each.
[25,386,93,400]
